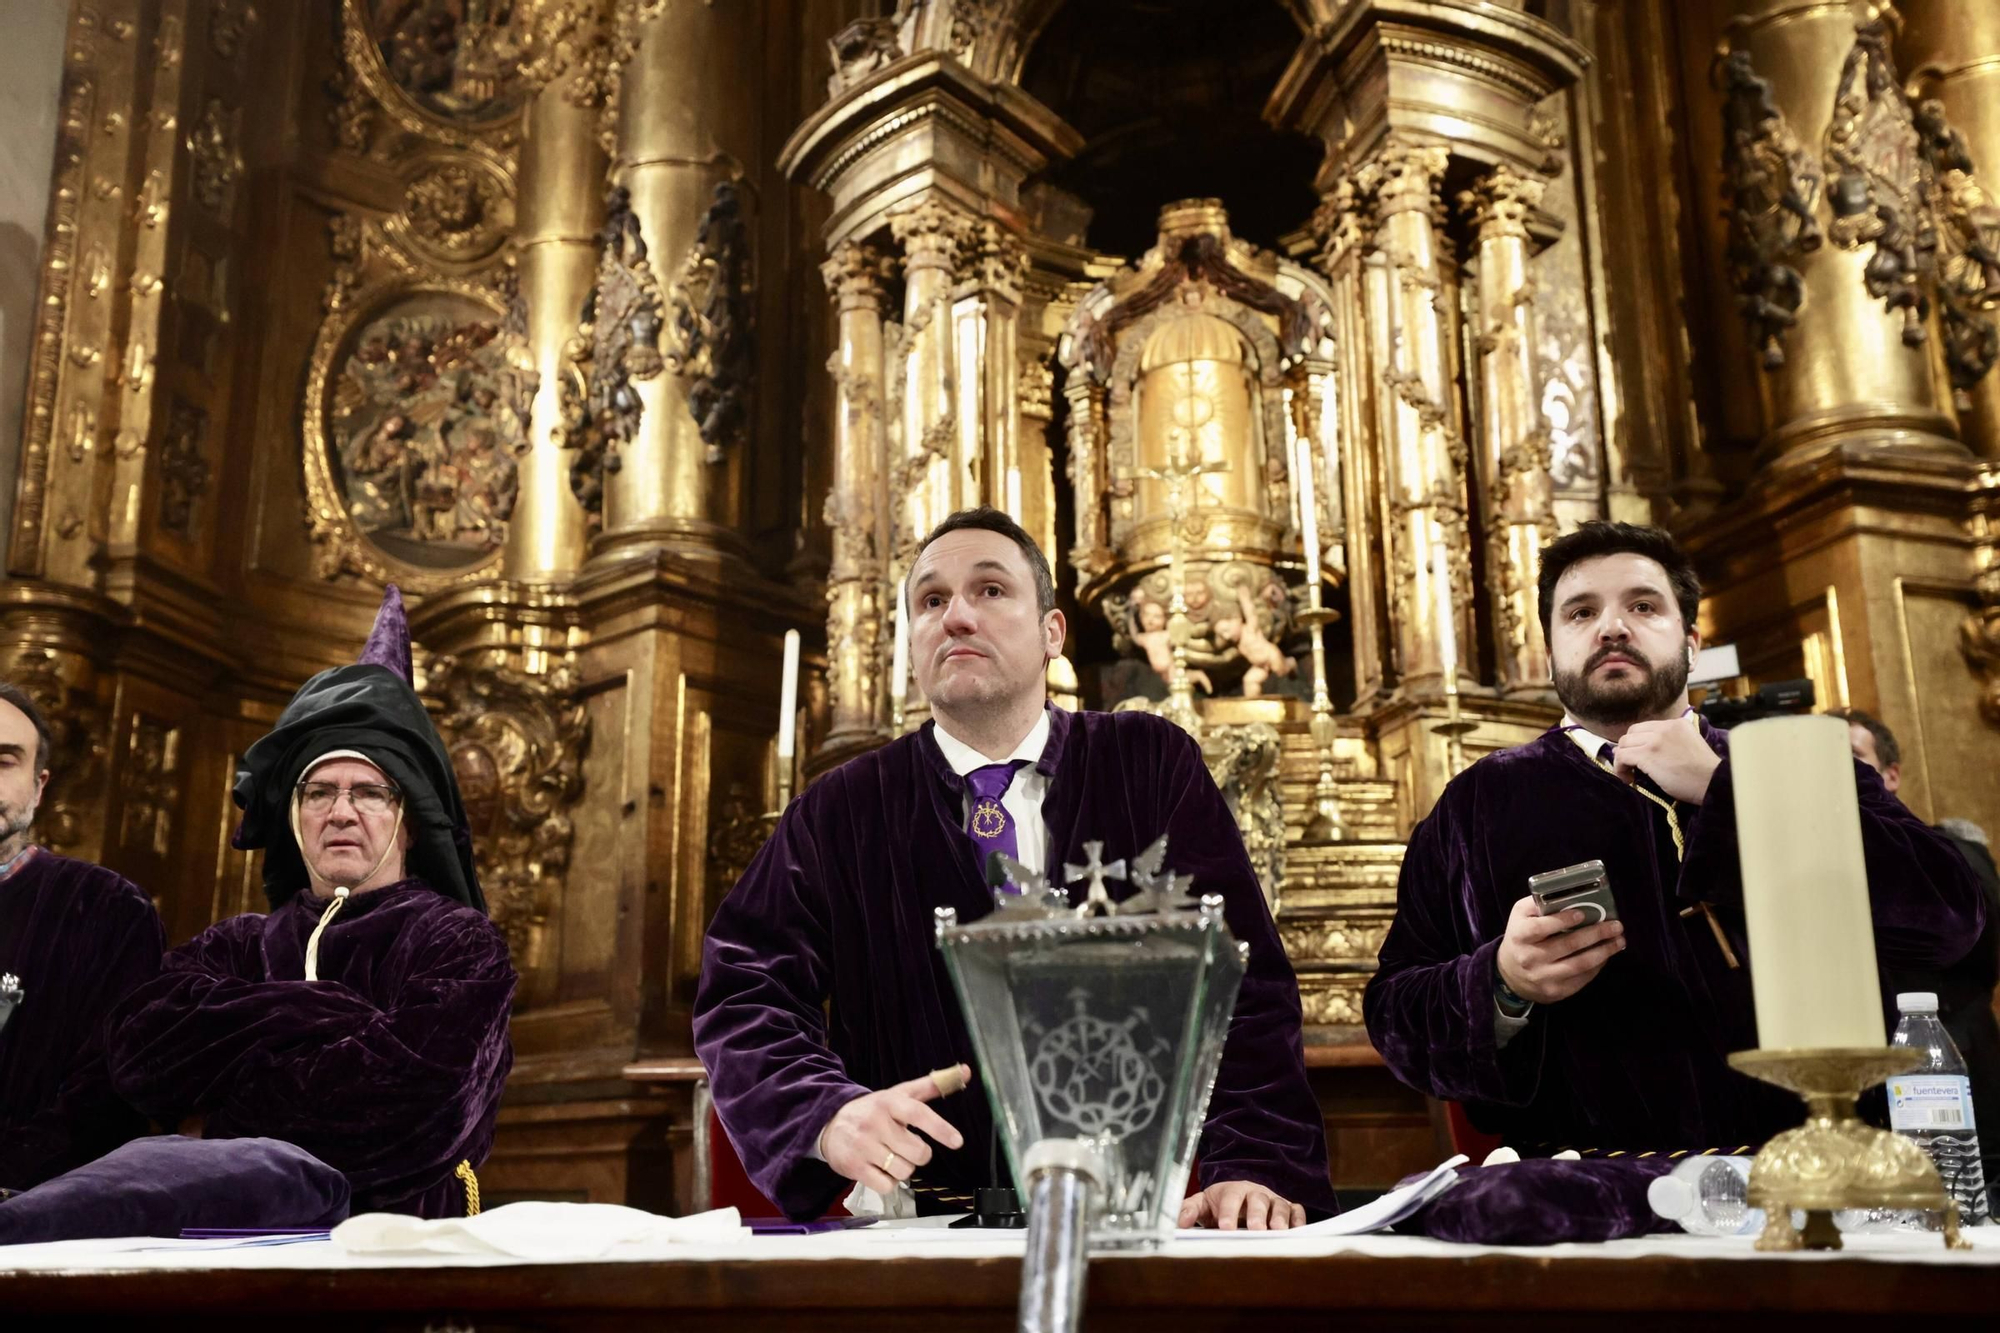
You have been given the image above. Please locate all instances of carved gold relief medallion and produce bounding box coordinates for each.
[304,280,532,588]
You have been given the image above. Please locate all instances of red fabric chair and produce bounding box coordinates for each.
[1443,1100,1503,1161]
[699,1083,846,1218]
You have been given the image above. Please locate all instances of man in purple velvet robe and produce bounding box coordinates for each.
[103,588,517,1219]
[696,508,1335,1229]
[0,680,164,1197]
[1365,522,1988,1154]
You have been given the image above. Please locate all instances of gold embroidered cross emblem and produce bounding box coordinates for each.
[970,799,1008,838]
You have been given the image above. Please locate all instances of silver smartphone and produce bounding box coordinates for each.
[1528,859,1617,932]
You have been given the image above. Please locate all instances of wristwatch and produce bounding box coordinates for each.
[1495,975,1534,1019]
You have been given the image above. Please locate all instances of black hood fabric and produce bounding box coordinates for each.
[232,663,484,914]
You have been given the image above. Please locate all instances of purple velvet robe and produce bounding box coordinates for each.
[0,851,164,1193]
[1364,723,1989,1152]
[694,707,1335,1221]
[105,879,516,1217]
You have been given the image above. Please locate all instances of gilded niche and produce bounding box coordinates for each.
[1102,562,1297,700]
[306,284,531,584]
[1065,203,1332,704]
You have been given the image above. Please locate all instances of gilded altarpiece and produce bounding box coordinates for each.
[11,0,2000,1206]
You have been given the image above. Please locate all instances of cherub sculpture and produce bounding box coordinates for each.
[1212,584,1296,698]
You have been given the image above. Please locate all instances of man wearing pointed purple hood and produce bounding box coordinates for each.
[98,588,517,1220]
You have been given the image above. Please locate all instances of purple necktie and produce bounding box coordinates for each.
[965,759,1029,871]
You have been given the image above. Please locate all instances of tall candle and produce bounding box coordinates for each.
[1005,466,1023,524]
[889,577,909,720]
[776,629,801,761]
[1433,543,1457,681]
[1293,433,1321,590]
[1731,714,1886,1049]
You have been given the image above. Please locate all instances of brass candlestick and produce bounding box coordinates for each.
[1295,604,1345,841]
[1727,1048,1970,1252]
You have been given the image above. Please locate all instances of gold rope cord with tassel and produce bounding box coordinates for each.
[1593,757,1741,971]
[290,785,406,982]
[456,1160,481,1216]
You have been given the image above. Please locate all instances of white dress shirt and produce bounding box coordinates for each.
[929,708,1054,875]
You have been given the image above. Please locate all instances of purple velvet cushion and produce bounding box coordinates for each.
[0,1136,350,1243]
[1402,1158,1676,1245]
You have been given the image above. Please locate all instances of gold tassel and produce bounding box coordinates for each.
[456,1159,481,1217]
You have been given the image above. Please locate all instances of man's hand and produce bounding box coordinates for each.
[1612,720,1720,804]
[1177,1180,1307,1231]
[819,1065,970,1193]
[1495,894,1625,1006]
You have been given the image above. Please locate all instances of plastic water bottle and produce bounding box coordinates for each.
[1887,991,1990,1228]
[1646,1156,1763,1236]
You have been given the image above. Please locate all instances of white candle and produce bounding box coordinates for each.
[1005,466,1023,524]
[1433,543,1457,681]
[1732,714,1886,1050]
[889,577,909,720]
[776,629,801,761]
[1293,433,1321,590]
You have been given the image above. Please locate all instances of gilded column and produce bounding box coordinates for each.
[599,0,759,562]
[1365,138,1473,691]
[888,200,977,565]
[1901,0,2000,459]
[958,221,1029,523]
[1318,178,1389,706]
[1463,162,1557,692]
[505,74,601,581]
[1719,3,1959,464]
[820,241,892,751]
[1018,356,1058,563]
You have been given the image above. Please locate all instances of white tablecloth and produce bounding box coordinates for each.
[3,1218,1997,1273]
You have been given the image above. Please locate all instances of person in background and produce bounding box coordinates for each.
[0,680,164,1198]
[1836,706,2000,1209]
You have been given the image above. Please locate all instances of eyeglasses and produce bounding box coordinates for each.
[296,781,402,816]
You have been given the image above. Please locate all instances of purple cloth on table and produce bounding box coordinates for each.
[694,707,1335,1222]
[0,852,164,1194]
[1364,723,1988,1153]
[1401,1158,1676,1246]
[0,1136,349,1243]
[104,879,515,1218]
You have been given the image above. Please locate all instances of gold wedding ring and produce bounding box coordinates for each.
[881,1149,899,1174]
[929,1063,968,1097]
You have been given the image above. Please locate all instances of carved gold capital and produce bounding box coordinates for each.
[958,220,1028,302]
[820,241,891,310]
[1360,136,1451,221]
[1459,162,1545,240]
[1311,174,1372,268]
[889,198,977,271]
